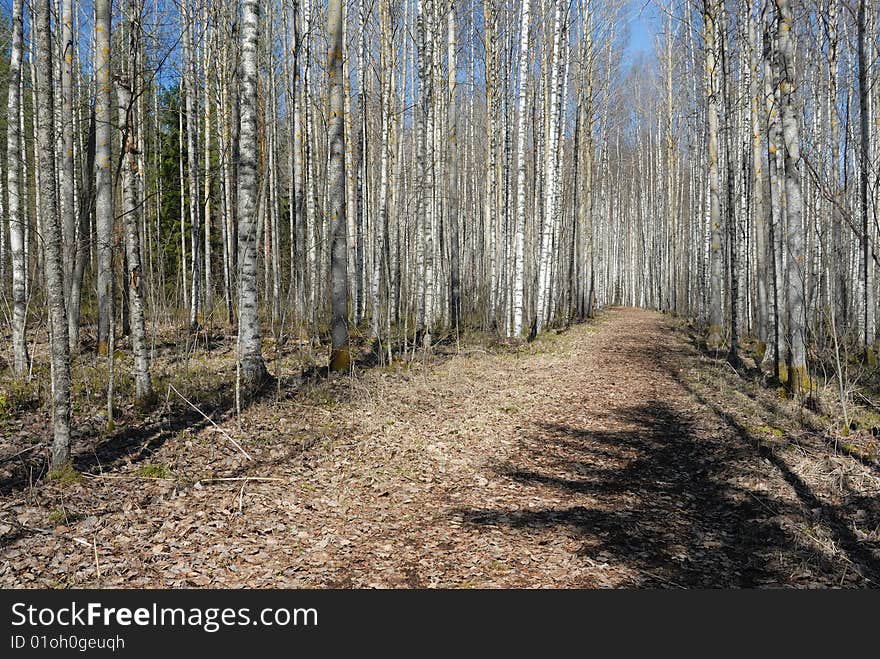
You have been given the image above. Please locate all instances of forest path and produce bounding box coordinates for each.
[3,308,879,587]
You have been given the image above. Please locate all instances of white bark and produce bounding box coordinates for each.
[512,0,532,337]
[536,0,563,334]
[329,0,350,370]
[6,0,28,376]
[237,0,267,385]
[95,0,114,355]
[777,0,808,392]
[35,0,72,469]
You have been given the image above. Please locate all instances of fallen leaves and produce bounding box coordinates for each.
[2,310,879,588]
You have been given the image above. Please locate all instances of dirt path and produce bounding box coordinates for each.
[2,308,879,587]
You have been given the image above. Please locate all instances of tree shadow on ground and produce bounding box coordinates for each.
[672,374,880,584]
[459,402,794,586]
[458,401,879,586]
[678,325,880,474]
[0,369,286,496]
[454,322,880,587]
[0,323,504,497]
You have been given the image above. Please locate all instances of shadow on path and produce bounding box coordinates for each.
[455,316,880,587]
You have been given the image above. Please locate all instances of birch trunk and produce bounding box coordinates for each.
[776,0,808,394]
[704,0,724,347]
[35,0,72,469]
[95,0,114,356]
[59,0,76,314]
[117,79,153,406]
[6,0,28,376]
[371,0,393,340]
[749,7,768,345]
[237,0,267,386]
[328,0,351,371]
[184,4,202,329]
[826,0,846,332]
[535,0,563,334]
[512,0,531,337]
[857,0,875,350]
[447,1,461,331]
[417,0,436,344]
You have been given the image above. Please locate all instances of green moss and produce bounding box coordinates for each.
[753,425,784,438]
[851,409,880,430]
[47,464,83,485]
[137,463,171,479]
[395,466,417,480]
[777,362,789,385]
[0,380,41,419]
[47,508,67,525]
[788,364,811,397]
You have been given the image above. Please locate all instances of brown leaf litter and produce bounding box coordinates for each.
[1,308,879,588]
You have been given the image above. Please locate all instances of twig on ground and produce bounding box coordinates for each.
[639,569,686,589]
[1,444,43,463]
[71,535,101,579]
[81,473,175,481]
[199,477,284,483]
[168,383,252,460]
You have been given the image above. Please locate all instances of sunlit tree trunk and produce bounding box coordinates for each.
[35,0,71,469]
[372,0,394,340]
[6,0,28,376]
[447,0,461,332]
[704,0,724,348]
[328,0,351,370]
[511,0,531,337]
[59,0,76,339]
[748,6,768,346]
[776,0,808,394]
[95,0,114,356]
[237,0,267,386]
[484,0,498,326]
[857,0,875,350]
[117,2,153,407]
[203,9,214,319]
[183,2,202,329]
[536,0,563,334]
[417,0,436,345]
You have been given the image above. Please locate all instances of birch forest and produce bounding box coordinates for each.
[1,0,880,589]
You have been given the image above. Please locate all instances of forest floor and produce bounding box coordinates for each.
[2,308,880,588]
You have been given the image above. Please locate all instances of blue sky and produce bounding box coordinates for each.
[625,1,662,65]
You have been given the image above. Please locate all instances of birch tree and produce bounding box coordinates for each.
[328,0,350,370]
[237,0,267,386]
[511,0,532,338]
[371,0,395,341]
[95,0,114,356]
[59,0,76,333]
[704,0,724,348]
[775,0,808,394]
[5,0,28,376]
[35,0,72,469]
[535,0,564,334]
[447,0,461,331]
[118,0,153,406]
[856,0,875,351]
